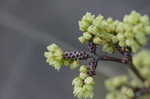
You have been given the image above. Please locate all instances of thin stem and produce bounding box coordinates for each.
[116,45,146,82]
[126,52,145,82]
[98,55,129,64]
[129,62,145,82]
[97,54,145,82]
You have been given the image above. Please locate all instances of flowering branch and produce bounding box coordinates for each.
[44,11,150,99]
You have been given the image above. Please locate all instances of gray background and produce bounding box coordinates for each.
[0,0,150,99]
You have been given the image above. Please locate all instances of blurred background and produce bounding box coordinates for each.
[0,0,150,99]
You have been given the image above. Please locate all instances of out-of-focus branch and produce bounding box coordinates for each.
[97,45,146,82]
[134,87,150,98]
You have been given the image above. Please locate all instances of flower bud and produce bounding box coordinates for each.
[84,77,95,85]
[83,32,92,40]
[72,77,83,86]
[140,15,149,25]
[78,36,87,43]
[93,37,103,44]
[121,87,134,98]
[79,65,88,73]
[80,72,88,79]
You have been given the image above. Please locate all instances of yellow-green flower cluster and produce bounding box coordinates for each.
[78,11,150,53]
[105,75,135,99]
[106,88,134,99]
[133,50,150,81]
[117,11,150,52]
[105,75,128,91]
[44,43,80,70]
[78,12,117,53]
[79,12,95,32]
[72,65,95,99]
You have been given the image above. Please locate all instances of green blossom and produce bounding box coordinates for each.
[79,12,95,32]
[44,44,64,70]
[78,36,88,43]
[105,75,128,91]
[121,87,134,98]
[44,44,80,70]
[79,65,88,73]
[72,65,95,99]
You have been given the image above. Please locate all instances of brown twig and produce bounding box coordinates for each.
[99,55,129,64]
[128,61,145,82]
[124,52,145,82]
[97,45,146,82]
[116,45,146,82]
[134,87,150,98]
